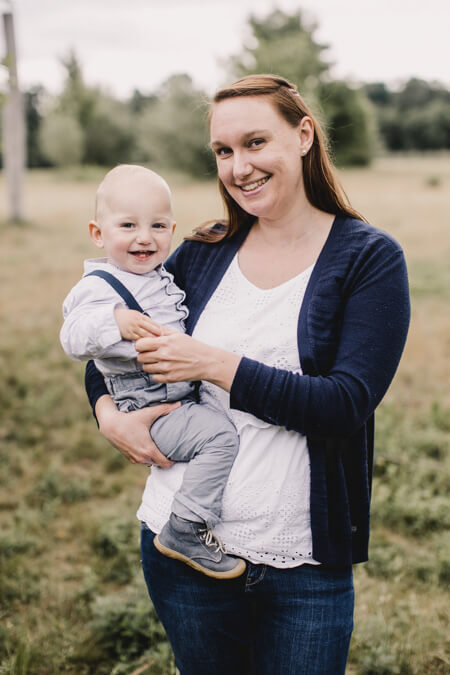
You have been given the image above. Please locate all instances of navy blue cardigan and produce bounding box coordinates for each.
[85,215,410,566]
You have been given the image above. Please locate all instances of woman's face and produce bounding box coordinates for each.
[210,96,312,221]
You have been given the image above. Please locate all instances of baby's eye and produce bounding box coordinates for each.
[152,222,167,229]
[120,222,135,229]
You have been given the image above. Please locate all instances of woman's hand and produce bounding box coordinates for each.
[135,332,241,392]
[95,394,179,468]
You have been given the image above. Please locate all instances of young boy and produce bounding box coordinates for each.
[60,164,244,579]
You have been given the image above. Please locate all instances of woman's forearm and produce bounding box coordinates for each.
[94,393,119,429]
[136,333,241,392]
[201,344,242,392]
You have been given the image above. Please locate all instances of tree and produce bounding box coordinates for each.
[228,8,374,166]
[39,111,84,166]
[129,88,157,115]
[368,78,450,151]
[24,85,50,167]
[396,78,440,110]
[364,82,392,107]
[58,50,97,129]
[403,100,450,150]
[135,74,214,177]
[83,95,135,166]
[230,9,329,98]
[319,81,375,166]
[40,51,136,166]
[377,107,407,151]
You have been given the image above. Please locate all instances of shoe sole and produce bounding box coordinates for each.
[154,535,246,580]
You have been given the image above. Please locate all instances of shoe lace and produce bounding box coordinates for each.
[198,527,226,554]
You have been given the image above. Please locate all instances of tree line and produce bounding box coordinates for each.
[6,9,450,175]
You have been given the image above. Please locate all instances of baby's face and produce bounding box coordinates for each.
[90,174,175,274]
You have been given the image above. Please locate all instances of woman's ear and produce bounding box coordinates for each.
[298,116,314,155]
[89,221,104,249]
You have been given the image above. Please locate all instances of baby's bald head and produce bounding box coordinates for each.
[95,164,173,224]
[89,164,176,274]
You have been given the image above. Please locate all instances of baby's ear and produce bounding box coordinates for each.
[172,222,176,234]
[89,221,104,248]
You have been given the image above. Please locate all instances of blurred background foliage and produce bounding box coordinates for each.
[2,8,449,175]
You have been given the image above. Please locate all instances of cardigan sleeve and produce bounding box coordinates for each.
[230,239,410,439]
[85,359,109,419]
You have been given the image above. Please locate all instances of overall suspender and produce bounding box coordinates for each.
[85,270,150,316]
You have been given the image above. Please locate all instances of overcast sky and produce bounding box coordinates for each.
[4,0,449,98]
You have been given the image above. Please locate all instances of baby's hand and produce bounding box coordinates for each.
[114,309,162,340]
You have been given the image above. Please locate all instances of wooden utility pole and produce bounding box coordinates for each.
[2,0,26,222]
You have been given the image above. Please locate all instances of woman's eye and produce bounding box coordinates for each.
[216,147,232,157]
[249,138,264,148]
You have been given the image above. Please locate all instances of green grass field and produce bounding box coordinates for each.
[0,156,449,673]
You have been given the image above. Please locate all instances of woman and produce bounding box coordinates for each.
[86,75,410,674]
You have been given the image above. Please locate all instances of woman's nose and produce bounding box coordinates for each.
[232,152,253,181]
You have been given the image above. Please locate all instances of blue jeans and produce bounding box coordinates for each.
[140,524,354,675]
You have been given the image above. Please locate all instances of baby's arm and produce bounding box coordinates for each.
[61,279,136,361]
[61,278,174,362]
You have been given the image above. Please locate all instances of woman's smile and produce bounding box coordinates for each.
[238,175,271,194]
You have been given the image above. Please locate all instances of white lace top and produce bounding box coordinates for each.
[137,254,319,567]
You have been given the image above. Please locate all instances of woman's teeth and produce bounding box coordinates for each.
[240,176,270,192]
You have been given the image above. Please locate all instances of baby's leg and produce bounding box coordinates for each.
[150,402,245,579]
[150,402,238,527]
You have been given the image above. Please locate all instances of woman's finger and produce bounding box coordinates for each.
[140,317,164,336]
[138,356,162,369]
[135,336,161,354]
[144,444,174,469]
[132,401,180,425]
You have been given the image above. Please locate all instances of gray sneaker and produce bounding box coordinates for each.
[154,514,246,580]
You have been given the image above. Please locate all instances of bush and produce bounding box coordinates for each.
[351,612,413,674]
[72,583,175,674]
[0,555,41,607]
[26,467,91,507]
[0,531,38,559]
[90,517,140,585]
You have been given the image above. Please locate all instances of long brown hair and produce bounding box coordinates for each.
[188,74,364,243]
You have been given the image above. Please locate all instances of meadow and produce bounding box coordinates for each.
[0,155,449,674]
